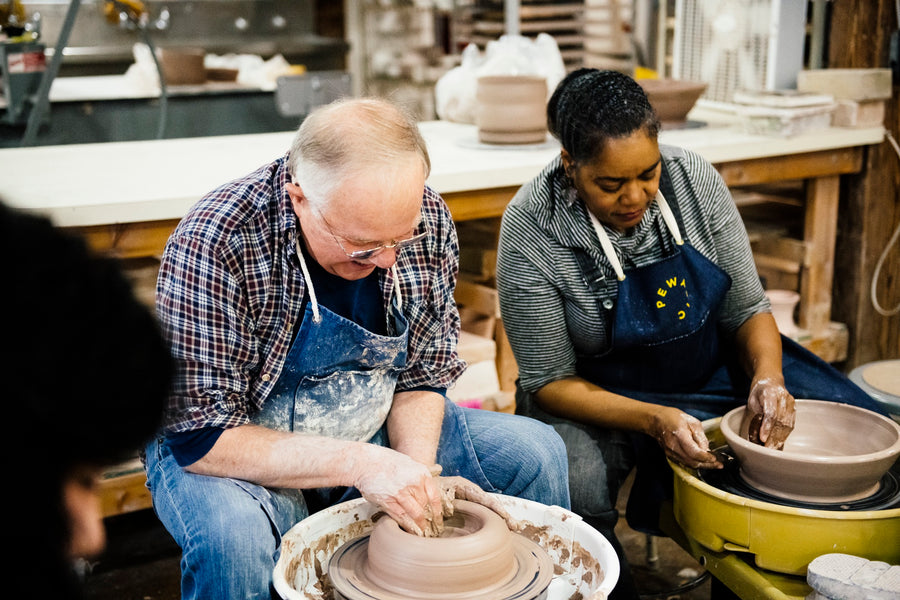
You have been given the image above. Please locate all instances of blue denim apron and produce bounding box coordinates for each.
[571,176,884,534]
[576,189,732,392]
[253,241,500,507]
[575,180,735,534]
[252,243,407,440]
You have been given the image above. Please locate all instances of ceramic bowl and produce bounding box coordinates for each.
[720,399,900,503]
[637,78,707,124]
[475,75,548,144]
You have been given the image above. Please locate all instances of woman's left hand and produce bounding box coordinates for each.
[650,406,722,470]
[745,378,795,449]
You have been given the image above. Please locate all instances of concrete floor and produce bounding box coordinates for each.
[81,472,713,600]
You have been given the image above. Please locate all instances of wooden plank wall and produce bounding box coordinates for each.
[829,0,900,367]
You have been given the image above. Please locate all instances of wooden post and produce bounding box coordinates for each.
[828,0,900,366]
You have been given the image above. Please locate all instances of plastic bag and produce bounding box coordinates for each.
[435,33,566,124]
[124,43,293,91]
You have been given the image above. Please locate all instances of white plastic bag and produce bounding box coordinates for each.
[435,33,566,124]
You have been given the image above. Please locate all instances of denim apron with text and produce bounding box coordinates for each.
[575,187,732,393]
[575,183,732,533]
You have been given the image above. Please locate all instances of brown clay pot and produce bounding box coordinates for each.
[475,75,548,144]
[637,78,707,124]
[327,499,555,599]
[158,47,206,85]
[366,500,516,596]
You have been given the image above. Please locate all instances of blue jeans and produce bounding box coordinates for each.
[144,398,570,600]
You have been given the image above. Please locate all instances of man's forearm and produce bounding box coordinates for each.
[185,423,381,490]
[386,390,445,466]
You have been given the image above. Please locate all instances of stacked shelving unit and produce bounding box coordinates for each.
[582,0,635,72]
[455,1,586,70]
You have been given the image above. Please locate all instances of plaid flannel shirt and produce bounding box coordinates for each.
[156,155,466,433]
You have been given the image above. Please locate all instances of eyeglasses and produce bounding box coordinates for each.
[315,208,428,260]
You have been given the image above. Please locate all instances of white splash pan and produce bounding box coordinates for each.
[273,495,619,600]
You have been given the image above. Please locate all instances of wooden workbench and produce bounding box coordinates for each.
[0,117,884,363]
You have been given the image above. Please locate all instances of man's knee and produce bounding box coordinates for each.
[179,496,280,599]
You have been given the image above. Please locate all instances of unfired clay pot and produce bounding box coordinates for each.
[637,78,707,125]
[475,75,548,145]
[721,399,900,503]
[158,47,206,85]
[328,499,554,599]
[765,289,801,337]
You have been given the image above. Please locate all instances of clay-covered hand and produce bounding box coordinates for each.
[744,377,795,449]
[435,474,522,533]
[649,407,721,470]
[354,453,445,537]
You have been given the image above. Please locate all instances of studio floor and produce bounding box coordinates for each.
[81,472,713,600]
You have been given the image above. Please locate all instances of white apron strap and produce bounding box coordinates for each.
[587,190,684,282]
[295,238,404,322]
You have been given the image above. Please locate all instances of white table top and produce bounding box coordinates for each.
[0,117,884,228]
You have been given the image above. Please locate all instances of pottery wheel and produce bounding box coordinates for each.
[700,446,900,511]
[862,360,900,397]
[327,509,554,600]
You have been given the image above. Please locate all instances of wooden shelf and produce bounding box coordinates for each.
[98,458,152,518]
[460,1,587,68]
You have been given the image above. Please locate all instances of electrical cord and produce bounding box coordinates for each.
[871,130,900,316]
[137,24,167,140]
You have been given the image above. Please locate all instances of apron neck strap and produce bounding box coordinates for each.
[655,191,684,246]
[295,238,402,324]
[587,190,684,282]
[296,238,322,323]
[588,209,626,281]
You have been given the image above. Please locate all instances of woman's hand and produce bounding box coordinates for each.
[648,407,721,470]
[744,377,795,449]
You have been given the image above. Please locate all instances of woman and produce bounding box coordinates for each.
[496,69,883,599]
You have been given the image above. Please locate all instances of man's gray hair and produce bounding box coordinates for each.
[288,97,431,209]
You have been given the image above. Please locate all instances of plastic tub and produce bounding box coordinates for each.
[273,495,619,600]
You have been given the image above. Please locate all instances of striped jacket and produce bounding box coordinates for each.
[497,145,769,393]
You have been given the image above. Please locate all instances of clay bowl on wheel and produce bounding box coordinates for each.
[637,78,707,125]
[720,399,900,503]
[327,499,554,599]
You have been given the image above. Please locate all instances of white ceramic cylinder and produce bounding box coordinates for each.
[765,289,800,337]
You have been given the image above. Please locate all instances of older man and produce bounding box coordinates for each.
[145,97,570,598]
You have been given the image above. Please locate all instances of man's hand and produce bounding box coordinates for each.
[353,452,444,537]
[434,474,521,534]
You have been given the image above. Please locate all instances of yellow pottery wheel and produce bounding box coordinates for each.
[670,418,900,576]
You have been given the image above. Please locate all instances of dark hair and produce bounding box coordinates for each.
[0,200,173,598]
[547,68,661,164]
